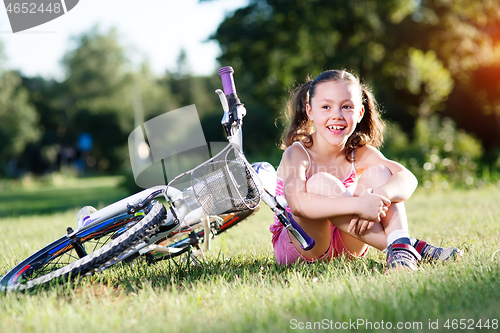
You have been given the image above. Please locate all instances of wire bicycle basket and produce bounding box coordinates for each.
[174,143,261,216]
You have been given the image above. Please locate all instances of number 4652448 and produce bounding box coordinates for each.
[444,319,498,330]
[6,2,62,14]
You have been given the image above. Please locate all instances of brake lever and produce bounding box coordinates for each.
[215,89,229,115]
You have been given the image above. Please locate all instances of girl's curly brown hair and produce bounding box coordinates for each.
[280,70,385,162]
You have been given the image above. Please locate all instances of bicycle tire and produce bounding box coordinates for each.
[0,201,166,292]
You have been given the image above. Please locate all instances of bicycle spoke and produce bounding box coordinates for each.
[21,216,142,283]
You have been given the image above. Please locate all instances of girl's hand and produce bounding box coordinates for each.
[357,219,375,235]
[348,217,377,235]
[358,188,390,220]
[347,189,390,234]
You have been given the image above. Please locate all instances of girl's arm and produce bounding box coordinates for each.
[280,145,389,221]
[357,145,418,202]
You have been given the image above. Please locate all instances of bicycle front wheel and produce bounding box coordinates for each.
[0,201,166,292]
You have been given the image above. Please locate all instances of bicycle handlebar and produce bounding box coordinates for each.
[218,66,243,111]
[285,212,316,251]
[218,66,236,96]
[261,190,315,251]
[218,66,245,148]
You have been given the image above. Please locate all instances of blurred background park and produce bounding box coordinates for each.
[0,0,499,193]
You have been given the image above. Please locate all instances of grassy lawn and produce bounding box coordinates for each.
[0,177,499,332]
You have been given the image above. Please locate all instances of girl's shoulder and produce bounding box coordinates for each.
[355,144,413,176]
[353,145,387,170]
[355,144,381,158]
[277,141,311,177]
[282,141,311,165]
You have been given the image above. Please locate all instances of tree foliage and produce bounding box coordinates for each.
[408,0,500,148]
[0,27,227,177]
[63,27,132,116]
[0,69,40,174]
[61,27,141,172]
[211,0,500,155]
[1,1,499,185]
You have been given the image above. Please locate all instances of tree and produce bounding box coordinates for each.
[212,0,500,159]
[61,27,222,174]
[20,76,65,174]
[211,0,421,157]
[0,66,40,175]
[411,0,500,149]
[61,26,136,172]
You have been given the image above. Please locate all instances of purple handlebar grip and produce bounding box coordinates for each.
[287,212,315,251]
[218,66,236,96]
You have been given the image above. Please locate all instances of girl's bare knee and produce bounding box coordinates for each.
[306,172,347,197]
[355,164,392,194]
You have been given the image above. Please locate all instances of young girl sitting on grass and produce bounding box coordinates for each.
[270,69,462,270]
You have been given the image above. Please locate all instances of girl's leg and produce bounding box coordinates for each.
[300,165,456,267]
[340,164,410,251]
[304,165,410,256]
[295,171,385,258]
[349,165,423,270]
[356,167,463,264]
[354,164,409,237]
[289,172,339,259]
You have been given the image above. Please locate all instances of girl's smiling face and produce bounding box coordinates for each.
[306,80,364,148]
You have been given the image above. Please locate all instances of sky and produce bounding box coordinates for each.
[0,0,249,80]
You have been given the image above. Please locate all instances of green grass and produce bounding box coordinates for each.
[0,175,129,217]
[0,178,499,333]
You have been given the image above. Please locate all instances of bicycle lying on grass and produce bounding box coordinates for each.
[0,67,315,292]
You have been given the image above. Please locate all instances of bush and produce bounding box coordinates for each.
[383,116,485,189]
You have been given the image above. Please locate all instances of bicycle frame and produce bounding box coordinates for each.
[72,186,178,234]
[71,66,315,264]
